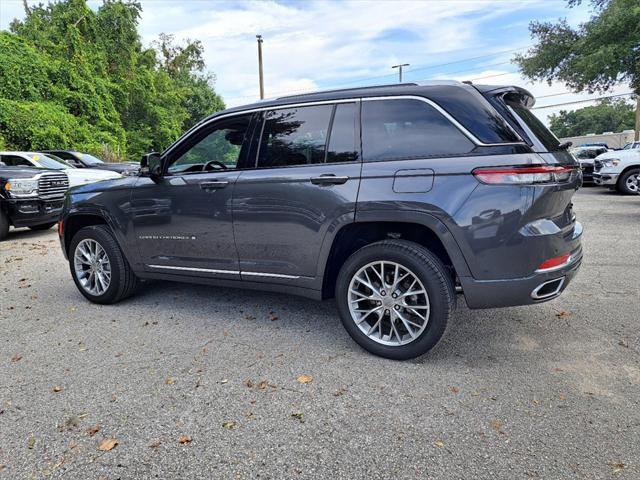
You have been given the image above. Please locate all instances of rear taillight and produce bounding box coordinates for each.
[473,165,575,185]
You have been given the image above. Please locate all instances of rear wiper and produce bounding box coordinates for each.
[558,141,572,151]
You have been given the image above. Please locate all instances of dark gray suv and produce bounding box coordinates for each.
[59,81,583,359]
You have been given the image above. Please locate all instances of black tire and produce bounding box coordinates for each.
[0,210,9,241]
[28,222,56,231]
[335,240,455,360]
[69,225,139,304]
[617,168,640,195]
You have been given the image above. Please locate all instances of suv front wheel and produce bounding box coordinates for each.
[69,225,139,304]
[336,240,454,360]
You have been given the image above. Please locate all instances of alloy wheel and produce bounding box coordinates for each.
[348,261,430,346]
[74,239,112,296]
[626,173,639,193]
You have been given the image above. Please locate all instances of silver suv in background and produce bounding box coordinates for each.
[59,81,583,359]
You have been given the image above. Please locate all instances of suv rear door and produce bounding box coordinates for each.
[232,101,361,285]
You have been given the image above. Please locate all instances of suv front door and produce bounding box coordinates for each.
[233,102,362,285]
[131,113,255,279]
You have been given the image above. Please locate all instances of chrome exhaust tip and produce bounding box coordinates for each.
[531,277,565,300]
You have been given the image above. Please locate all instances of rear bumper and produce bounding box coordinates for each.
[592,172,618,186]
[459,220,583,309]
[3,198,64,228]
[460,252,582,308]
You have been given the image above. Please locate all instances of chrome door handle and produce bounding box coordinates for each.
[310,175,349,185]
[199,180,229,191]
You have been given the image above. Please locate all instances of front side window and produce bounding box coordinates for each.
[361,99,475,161]
[169,115,252,174]
[257,105,332,168]
[1,155,32,167]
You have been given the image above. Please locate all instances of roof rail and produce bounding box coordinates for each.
[276,82,418,100]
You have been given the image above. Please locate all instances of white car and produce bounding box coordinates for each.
[593,148,640,194]
[0,151,122,187]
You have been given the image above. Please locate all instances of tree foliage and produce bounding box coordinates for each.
[0,0,224,160]
[548,98,636,136]
[514,0,640,93]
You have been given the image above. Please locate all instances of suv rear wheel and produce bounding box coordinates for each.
[617,168,640,195]
[69,225,138,304]
[336,240,454,360]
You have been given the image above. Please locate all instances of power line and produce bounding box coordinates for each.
[532,92,636,109]
[224,46,531,102]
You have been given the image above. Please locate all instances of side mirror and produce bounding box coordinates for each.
[141,152,162,178]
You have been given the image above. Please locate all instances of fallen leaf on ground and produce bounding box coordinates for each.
[11,354,22,363]
[165,377,175,385]
[87,425,101,436]
[291,413,305,423]
[532,399,540,406]
[449,386,460,394]
[178,435,192,444]
[257,380,268,389]
[611,463,626,473]
[559,393,567,401]
[245,379,254,388]
[98,439,119,451]
[69,441,79,449]
[433,440,444,448]
[269,311,278,321]
[52,385,63,393]
[0,464,6,471]
[28,437,36,449]
[334,387,347,397]
[149,440,161,448]
[244,314,255,320]
[618,339,629,348]
[490,420,504,433]
[297,374,313,384]
[222,422,236,430]
[556,310,570,319]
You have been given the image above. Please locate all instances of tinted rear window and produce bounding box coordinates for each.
[361,99,474,161]
[507,103,561,152]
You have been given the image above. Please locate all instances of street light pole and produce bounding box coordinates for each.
[256,34,264,99]
[391,63,409,83]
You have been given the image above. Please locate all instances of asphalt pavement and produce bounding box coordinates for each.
[1,187,639,479]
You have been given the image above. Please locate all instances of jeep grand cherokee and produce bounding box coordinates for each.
[58,81,583,359]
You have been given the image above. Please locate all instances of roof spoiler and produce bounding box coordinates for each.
[473,84,535,108]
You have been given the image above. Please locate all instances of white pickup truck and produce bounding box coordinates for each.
[593,146,640,194]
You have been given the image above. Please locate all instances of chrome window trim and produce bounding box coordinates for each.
[163,95,527,159]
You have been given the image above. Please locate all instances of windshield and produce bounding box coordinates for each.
[28,154,71,170]
[80,153,105,165]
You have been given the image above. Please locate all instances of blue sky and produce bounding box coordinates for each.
[0,0,631,124]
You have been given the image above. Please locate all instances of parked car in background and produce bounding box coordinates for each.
[570,146,609,184]
[40,150,139,175]
[593,148,640,194]
[59,81,583,360]
[0,152,122,187]
[621,141,640,150]
[0,163,69,240]
[579,142,610,149]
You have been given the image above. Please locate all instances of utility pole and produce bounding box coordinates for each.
[391,63,409,83]
[256,35,264,100]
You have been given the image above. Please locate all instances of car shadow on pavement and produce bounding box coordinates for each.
[128,279,538,365]
[6,226,57,241]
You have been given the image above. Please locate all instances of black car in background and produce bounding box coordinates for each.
[571,146,609,183]
[41,150,139,175]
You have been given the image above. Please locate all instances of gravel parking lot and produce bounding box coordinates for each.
[1,187,639,479]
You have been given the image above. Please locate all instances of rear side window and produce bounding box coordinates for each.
[361,99,474,161]
[257,105,332,168]
[327,103,359,163]
[508,103,561,152]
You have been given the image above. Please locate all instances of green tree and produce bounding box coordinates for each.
[0,0,225,160]
[548,98,636,137]
[514,0,640,139]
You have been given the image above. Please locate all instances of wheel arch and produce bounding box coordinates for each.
[320,211,471,299]
[616,164,640,192]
